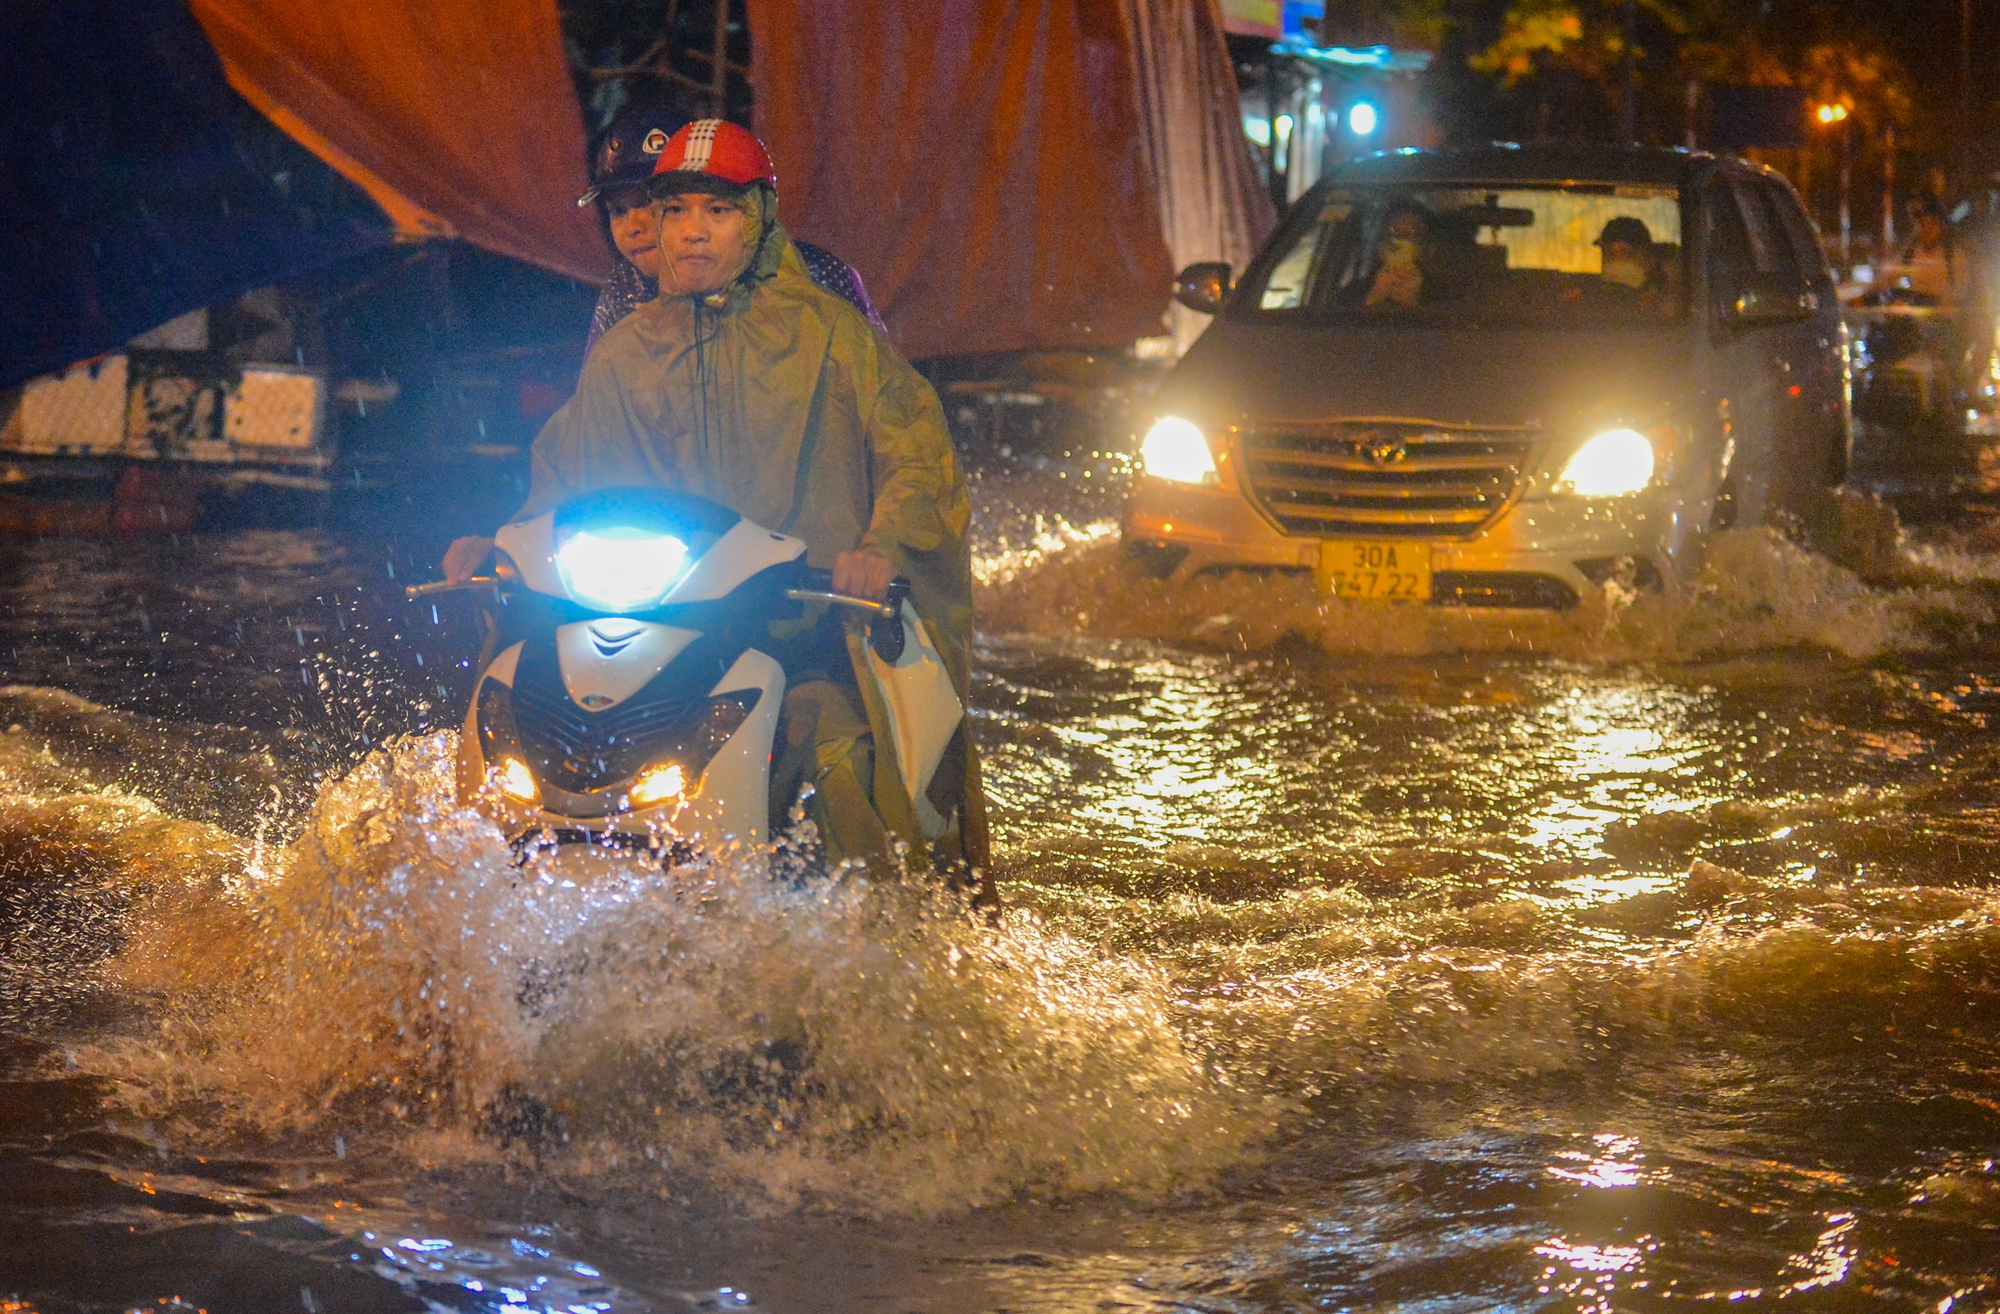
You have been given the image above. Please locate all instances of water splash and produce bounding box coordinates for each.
[92,734,1258,1216]
[2,690,1997,1241]
[57,733,1998,1206]
[975,522,1996,661]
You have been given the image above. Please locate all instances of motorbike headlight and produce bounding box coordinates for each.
[555,528,691,611]
[494,755,540,803]
[629,762,686,807]
[1558,428,1655,497]
[1140,417,1218,485]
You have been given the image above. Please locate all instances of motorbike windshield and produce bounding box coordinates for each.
[1248,183,1686,326]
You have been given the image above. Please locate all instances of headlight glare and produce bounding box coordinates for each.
[555,528,691,611]
[495,756,539,803]
[1140,417,1218,485]
[1559,428,1655,497]
[629,762,686,807]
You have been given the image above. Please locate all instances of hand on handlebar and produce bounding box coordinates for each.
[832,548,895,603]
[442,536,496,586]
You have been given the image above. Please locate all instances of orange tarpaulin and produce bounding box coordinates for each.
[1125,0,1277,350]
[746,0,1177,361]
[185,0,607,284]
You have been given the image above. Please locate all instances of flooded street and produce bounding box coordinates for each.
[4,460,2000,1312]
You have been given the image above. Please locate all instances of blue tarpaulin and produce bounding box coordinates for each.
[0,0,390,391]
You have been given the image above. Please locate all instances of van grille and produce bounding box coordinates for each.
[1238,422,1536,538]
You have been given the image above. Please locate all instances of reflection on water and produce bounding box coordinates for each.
[3,475,2000,1310]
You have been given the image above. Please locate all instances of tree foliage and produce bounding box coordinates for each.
[1466,0,1700,87]
[1431,0,1928,161]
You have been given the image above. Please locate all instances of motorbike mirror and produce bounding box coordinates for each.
[870,578,911,664]
[1174,262,1233,315]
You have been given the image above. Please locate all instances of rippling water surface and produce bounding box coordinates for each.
[4,462,2000,1312]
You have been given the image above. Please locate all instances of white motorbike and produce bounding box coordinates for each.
[410,487,965,866]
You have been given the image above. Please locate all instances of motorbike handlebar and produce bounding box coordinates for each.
[788,571,910,613]
[404,576,497,601]
[784,587,895,617]
[792,571,912,663]
[400,567,911,661]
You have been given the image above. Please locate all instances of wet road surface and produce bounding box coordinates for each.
[3,459,2000,1311]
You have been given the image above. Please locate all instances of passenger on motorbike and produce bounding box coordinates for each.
[578,105,884,358]
[442,121,986,896]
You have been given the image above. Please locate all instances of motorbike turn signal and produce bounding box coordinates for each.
[629,762,687,807]
[495,756,540,803]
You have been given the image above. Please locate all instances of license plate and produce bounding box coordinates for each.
[1317,539,1432,601]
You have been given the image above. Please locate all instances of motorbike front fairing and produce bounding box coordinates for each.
[446,486,965,863]
[459,487,805,852]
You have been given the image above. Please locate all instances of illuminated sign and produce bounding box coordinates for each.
[1221,0,1282,37]
[1223,0,1326,38]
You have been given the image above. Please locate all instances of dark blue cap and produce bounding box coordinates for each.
[578,106,689,207]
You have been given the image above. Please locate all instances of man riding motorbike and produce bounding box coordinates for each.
[578,105,884,357]
[442,121,988,901]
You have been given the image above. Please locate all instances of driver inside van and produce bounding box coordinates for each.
[1595,216,1670,306]
[1365,207,1429,309]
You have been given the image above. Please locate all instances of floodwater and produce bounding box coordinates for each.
[4,455,2000,1313]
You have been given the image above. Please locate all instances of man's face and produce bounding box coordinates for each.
[655,192,750,295]
[602,185,659,278]
[1600,239,1652,288]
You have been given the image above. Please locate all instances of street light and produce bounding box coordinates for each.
[1816,101,1852,267]
[1349,101,1379,136]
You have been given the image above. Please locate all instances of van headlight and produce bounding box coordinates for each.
[1140,417,1218,485]
[1558,429,1655,497]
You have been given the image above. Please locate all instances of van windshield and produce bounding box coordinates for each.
[1249,183,1685,325]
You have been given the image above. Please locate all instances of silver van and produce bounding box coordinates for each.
[1125,144,1848,607]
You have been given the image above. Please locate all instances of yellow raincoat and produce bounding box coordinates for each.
[514,197,987,891]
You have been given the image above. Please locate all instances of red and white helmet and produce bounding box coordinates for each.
[650,119,777,191]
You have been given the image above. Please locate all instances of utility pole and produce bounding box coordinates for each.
[1961,0,1974,195]
[1840,116,1852,267]
[1883,122,1897,260]
[1816,102,1852,266]
[709,0,730,117]
[1621,0,1638,143]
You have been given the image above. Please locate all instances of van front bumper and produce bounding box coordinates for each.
[1122,475,1682,610]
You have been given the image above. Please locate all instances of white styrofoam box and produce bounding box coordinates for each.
[225,365,323,451]
[6,355,326,464]
[4,355,129,455]
[128,371,226,460]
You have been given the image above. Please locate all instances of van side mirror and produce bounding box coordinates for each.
[1724,272,1815,327]
[1174,262,1233,315]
